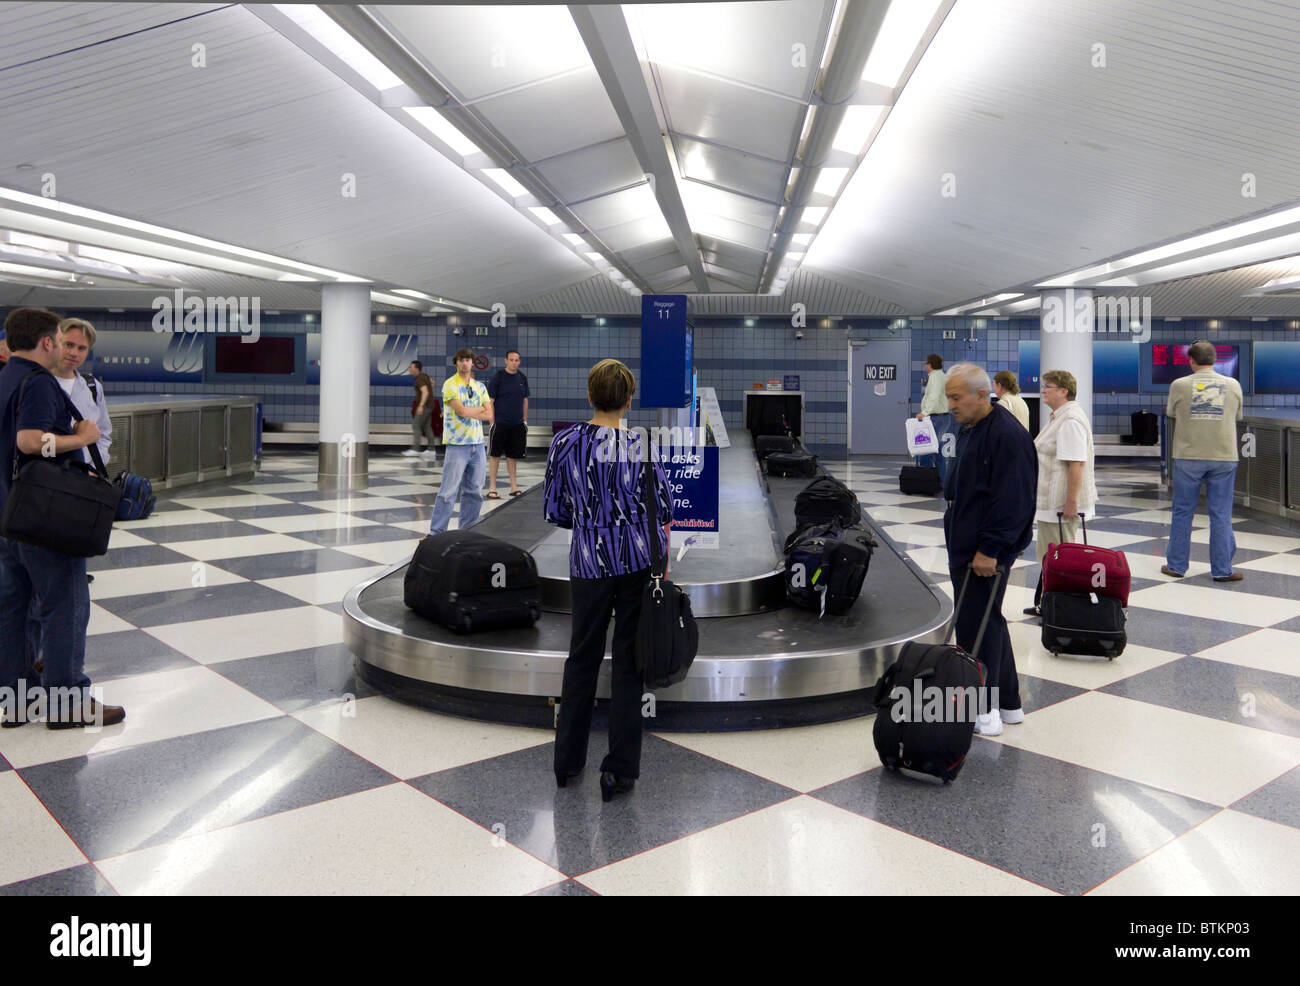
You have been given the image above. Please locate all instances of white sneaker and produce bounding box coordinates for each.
[974,710,1003,736]
[1000,708,1025,725]
[420,450,437,459]
[401,449,420,457]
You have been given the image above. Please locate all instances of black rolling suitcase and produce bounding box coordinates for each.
[1040,591,1126,659]
[404,531,541,633]
[794,475,862,529]
[784,520,876,615]
[767,450,818,478]
[871,566,1001,783]
[1131,410,1158,445]
[899,464,941,495]
[755,435,795,460]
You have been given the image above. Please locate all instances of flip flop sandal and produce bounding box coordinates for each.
[510,490,523,497]
[486,491,500,499]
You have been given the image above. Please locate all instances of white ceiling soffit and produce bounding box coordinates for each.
[515,272,639,314]
[0,2,590,307]
[806,0,1300,314]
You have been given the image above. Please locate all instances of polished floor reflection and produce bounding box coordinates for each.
[1,452,1298,895]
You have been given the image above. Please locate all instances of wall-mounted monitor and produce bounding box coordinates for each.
[214,335,296,375]
[1253,341,1300,394]
[1151,343,1239,384]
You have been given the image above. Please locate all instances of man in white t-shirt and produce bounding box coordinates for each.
[52,319,112,470]
[1024,369,1097,616]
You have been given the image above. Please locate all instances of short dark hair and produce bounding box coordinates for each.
[3,308,61,351]
[410,360,422,371]
[1187,340,1217,367]
[588,359,635,412]
[452,348,475,363]
[926,354,943,370]
[506,349,520,360]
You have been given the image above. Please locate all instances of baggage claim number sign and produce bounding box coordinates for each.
[863,364,897,381]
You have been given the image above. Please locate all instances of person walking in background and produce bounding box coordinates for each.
[427,349,492,535]
[915,354,950,486]
[486,349,529,499]
[942,362,1037,737]
[993,370,1031,432]
[1164,340,1244,581]
[543,359,672,802]
[1023,370,1097,617]
[404,360,437,460]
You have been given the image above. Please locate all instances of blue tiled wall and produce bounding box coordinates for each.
[36,309,1300,452]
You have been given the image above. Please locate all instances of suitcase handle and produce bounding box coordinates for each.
[945,564,1005,663]
[1056,511,1087,546]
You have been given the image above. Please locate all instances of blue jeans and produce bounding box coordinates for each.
[918,412,952,486]
[428,443,487,535]
[0,536,91,693]
[1167,459,1237,578]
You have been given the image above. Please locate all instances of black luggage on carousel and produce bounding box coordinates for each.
[794,474,862,529]
[404,530,541,633]
[755,434,795,459]
[870,566,1001,783]
[899,464,942,496]
[1131,410,1158,446]
[1040,591,1126,659]
[767,450,818,478]
[784,520,876,615]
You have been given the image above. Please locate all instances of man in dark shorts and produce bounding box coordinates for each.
[486,349,529,498]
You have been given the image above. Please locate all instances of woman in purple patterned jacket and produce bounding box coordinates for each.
[543,359,673,802]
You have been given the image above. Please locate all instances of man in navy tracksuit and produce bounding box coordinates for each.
[942,363,1037,737]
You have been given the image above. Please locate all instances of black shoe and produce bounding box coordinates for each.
[599,772,635,802]
[87,573,94,584]
[1022,606,1041,617]
[555,768,581,788]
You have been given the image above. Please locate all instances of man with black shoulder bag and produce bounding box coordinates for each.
[0,308,125,729]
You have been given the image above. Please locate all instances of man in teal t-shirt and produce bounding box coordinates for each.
[428,348,494,534]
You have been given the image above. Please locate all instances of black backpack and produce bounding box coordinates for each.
[404,531,541,633]
[870,567,1001,783]
[795,475,862,529]
[783,520,876,615]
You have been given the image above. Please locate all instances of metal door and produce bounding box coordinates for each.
[849,340,912,455]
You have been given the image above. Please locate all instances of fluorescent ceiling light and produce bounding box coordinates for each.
[74,244,163,269]
[402,107,481,156]
[7,231,68,252]
[801,207,828,227]
[861,0,942,89]
[483,169,529,198]
[831,105,887,155]
[792,233,814,246]
[585,252,609,266]
[814,168,849,197]
[528,207,562,226]
[273,4,404,91]
[563,233,586,246]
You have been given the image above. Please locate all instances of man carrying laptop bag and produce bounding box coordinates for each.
[0,308,125,729]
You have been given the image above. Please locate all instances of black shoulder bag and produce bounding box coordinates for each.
[634,448,699,689]
[1,369,121,556]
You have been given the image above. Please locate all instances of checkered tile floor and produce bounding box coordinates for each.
[2,452,1298,895]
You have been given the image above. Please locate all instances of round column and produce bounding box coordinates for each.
[318,282,371,484]
[1038,288,1093,430]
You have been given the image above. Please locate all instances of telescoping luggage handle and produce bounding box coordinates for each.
[945,564,1005,664]
[1056,512,1087,546]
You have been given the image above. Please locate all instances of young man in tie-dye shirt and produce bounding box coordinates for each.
[428,348,493,534]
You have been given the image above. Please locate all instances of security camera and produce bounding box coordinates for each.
[794,329,804,340]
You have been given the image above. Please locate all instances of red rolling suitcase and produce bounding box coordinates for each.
[1042,514,1130,606]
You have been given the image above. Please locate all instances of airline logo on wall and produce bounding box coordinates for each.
[89,330,204,383]
[305,333,420,386]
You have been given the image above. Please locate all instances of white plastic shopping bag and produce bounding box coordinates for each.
[905,417,938,457]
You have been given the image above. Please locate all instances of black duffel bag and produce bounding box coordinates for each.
[795,474,862,529]
[755,434,795,460]
[766,449,818,478]
[784,519,876,615]
[635,454,698,689]
[1,370,120,557]
[404,529,541,633]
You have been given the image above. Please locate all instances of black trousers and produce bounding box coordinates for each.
[948,564,1022,713]
[554,568,649,778]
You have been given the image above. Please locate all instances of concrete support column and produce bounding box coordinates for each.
[318,283,370,484]
[1039,288,1093,430]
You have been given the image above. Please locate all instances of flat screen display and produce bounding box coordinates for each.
[214,335,296,375]
[1151,343,1239,385]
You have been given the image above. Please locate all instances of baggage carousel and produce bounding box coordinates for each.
[342,434,952,730]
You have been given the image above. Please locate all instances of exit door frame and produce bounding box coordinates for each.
[847,340,913,453]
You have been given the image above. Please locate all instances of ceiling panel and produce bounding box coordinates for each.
[473,66,624,161]
[533,139,645,203]
[0,2,219,70]
[369,4,592,102]
[673,135,788,201]
[654,63,804,161]
[568,182,658,232]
